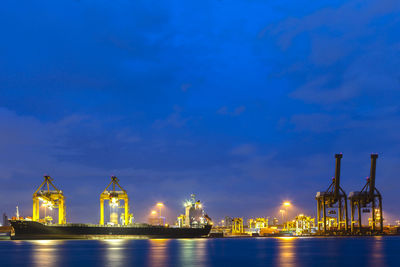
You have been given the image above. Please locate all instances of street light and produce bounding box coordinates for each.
[281,201,291,224]
[280,209,285,224]
[151,210,157,216]
[156,203,164,218]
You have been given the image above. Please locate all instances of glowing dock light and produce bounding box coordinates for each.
[283,202,291,207]
[156,203,164,218]
[109,198,119,207]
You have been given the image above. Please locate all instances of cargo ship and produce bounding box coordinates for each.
[9,176,212,240]
[9,220,212,240]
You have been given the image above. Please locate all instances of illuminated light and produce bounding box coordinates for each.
[156,203,164,207]
[277,236,295,241]
[283,202,291,207]
[109,198,119,207]
[31,240,60,245]
[151,210,157,215]
[101,238,128,248]
[198,204,202,209]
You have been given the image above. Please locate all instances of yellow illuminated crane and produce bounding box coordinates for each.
[232,218,244,234]
[32,175,66,224]
[100,176,130,225]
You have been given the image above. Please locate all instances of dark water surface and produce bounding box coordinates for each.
[1,236,399,266]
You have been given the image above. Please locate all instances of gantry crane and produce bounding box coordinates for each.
[348,154,383,233]
[99,176,130,225]
[316,154,348,233]
[231,218,244,234]
[33,175,66,224]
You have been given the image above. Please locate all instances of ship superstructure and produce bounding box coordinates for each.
[177,194,212,228]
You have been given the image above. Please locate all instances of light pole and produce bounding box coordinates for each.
[283,201,291,219]
[157,203,164,224]
[280,210,285,224]
[280,201,291,226]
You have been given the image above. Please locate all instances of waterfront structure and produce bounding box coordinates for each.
[32,176,66,225]
[349,154,383,233]
[232,218,244,234]
[99,176,131,225]
[316,154,348,233]
[2,213,9,226]
[10,179,212,240]
[224,216,233,228]
[177,194,210,227]
[285,214,315,236]
[248,218,268,229]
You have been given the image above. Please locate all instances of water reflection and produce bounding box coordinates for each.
[102,239,129,267]
[29,240,63,267]
[179,239,206,267]
[370,236,385,267]
[149,239,169,267]
[276,237,296,267]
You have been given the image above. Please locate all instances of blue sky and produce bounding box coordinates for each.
[1,0,400,224]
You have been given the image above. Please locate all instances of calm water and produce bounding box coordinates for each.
[1,236,399,266]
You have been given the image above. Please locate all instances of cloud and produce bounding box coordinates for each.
[1,0,400,224]
[231,144,257,156]
[264,0,400,105]
[290,75,361,105]
[290,113,351,133]
[181,83,192,92]
[217,105,246,116]
[153,107,191,128]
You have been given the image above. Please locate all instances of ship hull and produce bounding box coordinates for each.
[9,220,212,240]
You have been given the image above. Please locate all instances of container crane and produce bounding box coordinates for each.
[32,175,66,224]
[99,176,130,225]
[348,154,383,233]
[316,154,348,233]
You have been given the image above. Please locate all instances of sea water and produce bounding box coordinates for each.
[0,236,399,266]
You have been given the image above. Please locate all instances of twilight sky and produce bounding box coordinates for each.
[1,0,400,224]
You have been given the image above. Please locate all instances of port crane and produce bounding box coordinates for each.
[231,218,244,234]
[99,176,130,225]
[316,154,348,233]
[348,154,383,233]
[32,175,66,224]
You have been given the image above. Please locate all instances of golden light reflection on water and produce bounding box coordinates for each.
[29,240,63,267]
[370,236,385,267]
[149,239,170,267]
[102,239,129,267]
[276,236,296,267]
[179,239,206,267]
